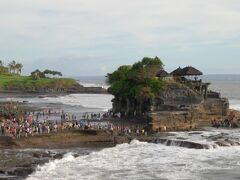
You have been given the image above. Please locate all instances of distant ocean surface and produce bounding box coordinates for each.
[25,75,240,180]
[202,74,240,110]
[75,76,109,89]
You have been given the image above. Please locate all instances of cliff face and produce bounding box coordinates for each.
[148,82,229,132]
[159,83,203,104]
[152,82,203,111]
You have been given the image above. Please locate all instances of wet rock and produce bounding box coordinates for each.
[113,136,131,145]
[232,123,238,128]
[32,152,41,159]
[0,175,19,180]
[207,133,229,141]
[53,153,64,159]
[215,141,231,147]
[73,154,79,158]
[155,138,209,149]
[176,137,188,140]
[225,139,240,146]
[0,170,5,174]
[32,152,51,159]
[188,132,203,135]
[7,167,35,177]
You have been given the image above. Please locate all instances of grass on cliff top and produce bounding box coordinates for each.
[0,74,77,91]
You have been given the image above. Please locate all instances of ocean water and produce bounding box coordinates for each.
[43,94,113,111]
[203,74,240,110]
[0,76,112,115]
[28,140,240,180]
[9,75,240,179]
[75,76,109,89]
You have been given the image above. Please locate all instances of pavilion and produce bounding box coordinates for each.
[156,69,169,80]
[171,66,210,99]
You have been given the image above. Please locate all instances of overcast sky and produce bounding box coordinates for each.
[0,0,240,76]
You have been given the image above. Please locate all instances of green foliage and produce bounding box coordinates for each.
[0,74,76,91]
[30,69,63,80]
[31,69,46,79]
[43,69,63,77]
[107,56,164,101]
[0,60,23,75]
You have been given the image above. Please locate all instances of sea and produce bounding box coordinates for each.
[3,75,240,180]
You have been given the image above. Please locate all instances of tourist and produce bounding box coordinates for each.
[136,128,140,136]
[1,123,4,136]
[145,130,148,136]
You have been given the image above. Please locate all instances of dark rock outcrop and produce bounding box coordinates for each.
[154,138,210,149]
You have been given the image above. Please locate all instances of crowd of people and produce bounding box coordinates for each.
[211,112,239,128]
[0,106,148,138]
[0,113,110,138]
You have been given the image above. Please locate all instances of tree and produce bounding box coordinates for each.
[31,69,62,80]
[0,60,3,67]
[0,60,9,74]
[8,60,17,74]
[107,56,164,117]
[31,69,45,79]
[8,62,13,74]
[15,63,23,75]
[43,69,62,77]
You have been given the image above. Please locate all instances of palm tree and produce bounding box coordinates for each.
[8,62,13,74]
[11,60,16,74]
[8,60,19,74]
[0,60,3,67]
[18,63,23,75]
[15,63,23,75]
[0,60,4,74]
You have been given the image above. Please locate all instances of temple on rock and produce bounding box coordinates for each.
[150,66,229,131]
[157,66,211,99]
[108,59,229,132]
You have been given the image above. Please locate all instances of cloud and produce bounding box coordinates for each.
[0,0,240,75]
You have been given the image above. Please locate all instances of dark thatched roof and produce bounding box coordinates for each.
[156,69,169,77]
[180,66,203,76]
[170,67,182,76]
[170,66,203,76]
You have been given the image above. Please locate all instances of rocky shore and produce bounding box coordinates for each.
[1,123,240,179]
[0,130,162,180]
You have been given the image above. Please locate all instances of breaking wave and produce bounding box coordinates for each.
[43,94,113,111]
[28,129,240,180]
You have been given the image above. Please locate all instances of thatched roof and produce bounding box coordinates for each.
[156,69,169,77]
[170,67,182,76]
[170,66,203,76]
[180,66,203,76]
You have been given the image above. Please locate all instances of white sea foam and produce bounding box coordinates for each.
[78,81,110,90]
[229,99,240,111]
[43,94,113,111]
[0,94,113,111]
[27,129,240,180]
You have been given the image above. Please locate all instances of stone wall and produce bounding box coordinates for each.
[148,82,229,132]
[160,83,203,104]
[148,110,198,132]
[148,97,229,132]
[203,98,229,116]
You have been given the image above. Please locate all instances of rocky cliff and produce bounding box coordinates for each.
[110,81,229,132]
[148,82,229,132]
[152,82,203,111]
